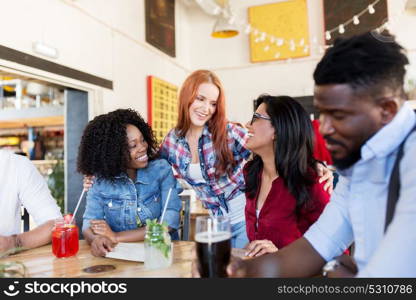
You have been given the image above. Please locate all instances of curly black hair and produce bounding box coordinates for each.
[77,109,158,180]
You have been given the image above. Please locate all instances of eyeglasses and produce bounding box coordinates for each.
[250,112,272,125]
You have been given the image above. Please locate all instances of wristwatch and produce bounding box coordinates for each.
[322,259,340,277]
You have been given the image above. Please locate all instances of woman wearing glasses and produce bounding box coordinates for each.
[159,70,332,248]
[243,95,330,257]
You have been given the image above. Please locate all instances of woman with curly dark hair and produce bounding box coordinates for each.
[77,109,182,257]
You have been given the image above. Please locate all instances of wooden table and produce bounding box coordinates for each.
[189,198,209,240]
[1,240,194,278]
[1,241,247,278]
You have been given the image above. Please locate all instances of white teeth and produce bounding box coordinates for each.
[247,133,254,137]
[136,154,148,161]
[196,112,207,117]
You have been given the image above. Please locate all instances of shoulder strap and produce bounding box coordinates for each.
[385,122,416,232]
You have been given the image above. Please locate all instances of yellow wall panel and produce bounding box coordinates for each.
[248,0,310,62]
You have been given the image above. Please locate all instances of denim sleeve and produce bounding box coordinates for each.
[82,183,105,232]
[159,160,182,229]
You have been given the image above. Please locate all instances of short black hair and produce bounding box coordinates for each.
[314,31,409,98]
[77,109,158,180]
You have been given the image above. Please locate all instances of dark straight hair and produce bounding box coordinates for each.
[245,95,318,212]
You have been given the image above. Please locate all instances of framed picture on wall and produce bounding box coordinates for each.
[145,0,176,57]
[147,76,178,143]
[323,0,388,45]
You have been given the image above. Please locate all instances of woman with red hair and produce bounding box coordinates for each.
[160,70,333,248]
[159,70,250,247]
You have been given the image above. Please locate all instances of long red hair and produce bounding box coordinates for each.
[176,70,235,177]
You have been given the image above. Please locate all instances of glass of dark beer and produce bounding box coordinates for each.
[195,215,231,278]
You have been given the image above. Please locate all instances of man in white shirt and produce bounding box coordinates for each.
[226,31,416,277]
[0,149,62,253]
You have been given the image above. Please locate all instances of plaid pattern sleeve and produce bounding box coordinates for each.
[158,125,249,216]
[228,122,251,161]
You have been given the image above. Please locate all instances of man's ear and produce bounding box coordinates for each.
[379,98,400,124]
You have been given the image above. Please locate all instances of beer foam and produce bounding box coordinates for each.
[195,231,231,243]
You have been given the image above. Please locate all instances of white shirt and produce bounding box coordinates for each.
[187,163,245,225]
[0,150,62,235]
[304,102,416,277]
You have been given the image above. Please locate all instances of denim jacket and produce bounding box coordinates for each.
[82,159,182,233]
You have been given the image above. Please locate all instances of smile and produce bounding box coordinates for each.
[136,154,148,162]
[196,112,208,118]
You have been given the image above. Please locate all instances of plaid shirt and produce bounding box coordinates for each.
[159,123,251,215]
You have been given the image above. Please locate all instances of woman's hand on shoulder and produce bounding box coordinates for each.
[316,162,334,195]
[244,240,278,257]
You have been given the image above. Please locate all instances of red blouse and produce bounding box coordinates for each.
[244,169,329,249]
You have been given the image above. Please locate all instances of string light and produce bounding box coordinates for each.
[325,31,331,40]
[353,15,360,25]
[204,0,386,60]
[368,4,375,14]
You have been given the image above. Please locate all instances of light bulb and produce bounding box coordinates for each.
[264,45,270,52]
[260,32,266,41]
[325,31,331,40]
[276,38,284,47]
[244,25,251,34]
[270,36,276,43]
[338,24,345,34]
[299,38,305,46]
[253,29,259,36]
[368,4,375,14]
[274,52,281,59]
[303,45,309,53]
[353,15,360,25]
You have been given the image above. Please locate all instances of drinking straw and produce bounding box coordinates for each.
[159,188,173,224]
[70,189,86,224]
